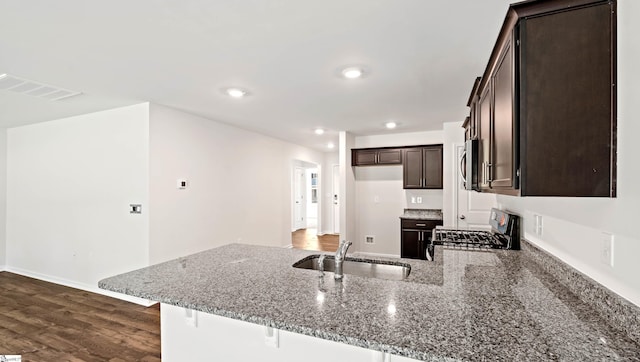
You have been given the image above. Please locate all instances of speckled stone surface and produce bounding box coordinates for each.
[522,241,640,346]
[400,208,443,220]
[99,243,640,361]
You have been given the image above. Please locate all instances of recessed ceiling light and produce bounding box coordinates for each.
[314,128,325,135]
[327,142,335,149]
[385,121,397,129]
[225,88,248,98]
[341,67,364,79]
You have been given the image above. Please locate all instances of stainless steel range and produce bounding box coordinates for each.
[432,208,520,251]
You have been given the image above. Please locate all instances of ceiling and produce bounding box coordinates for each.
[0,0,514,151]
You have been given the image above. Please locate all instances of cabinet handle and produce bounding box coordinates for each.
[483,162,487,184]
[416,223,426,227]
[486,163,493,182]
[459,150,467,187]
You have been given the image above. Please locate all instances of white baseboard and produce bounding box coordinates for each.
[282,244,294,249]
[5,266,156,307]
[352,251,400,259]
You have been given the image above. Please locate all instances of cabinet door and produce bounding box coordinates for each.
[477,85,492,190]
[519,3,614,197]
[469,98,478,140]
[352,150,377,166]
[401,230,422,259]
[423,146,443,189]
[464,116,471,141]
[377,149,403,165]
[403,149,423,188]
[491,39,517,190]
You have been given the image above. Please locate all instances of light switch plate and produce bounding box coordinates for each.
[600,232,614,268]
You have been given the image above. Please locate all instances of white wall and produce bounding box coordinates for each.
[321,152,339,235]
[442,122,463,226]
[339,132,357,250]
[148,104,323,263]
[0,129,6,270]
[354,131,444,149]
[353,131,443,256]
[305,168,318,226]
[6,103,150,294]
[495,0,640,307]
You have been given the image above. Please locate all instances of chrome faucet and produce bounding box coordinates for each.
[334,240,352,280]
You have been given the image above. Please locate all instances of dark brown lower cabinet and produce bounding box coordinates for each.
[401,219,442,259]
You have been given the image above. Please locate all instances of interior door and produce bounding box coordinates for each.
[332,164,340,234]
[294,167,306,230]
[455,145,497,229]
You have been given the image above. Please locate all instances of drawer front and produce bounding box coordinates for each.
[401,219,442,230]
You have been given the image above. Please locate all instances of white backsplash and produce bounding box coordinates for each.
[404,189,444,210]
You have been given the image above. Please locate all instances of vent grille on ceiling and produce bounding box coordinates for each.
[0,73,82,101]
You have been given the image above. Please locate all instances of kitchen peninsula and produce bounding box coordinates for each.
[99,243,640,361]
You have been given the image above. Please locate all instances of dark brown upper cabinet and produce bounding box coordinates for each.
[468,0,616,197]
[465,77,482,141]
[403,145,443,189]
[351,147,403,166]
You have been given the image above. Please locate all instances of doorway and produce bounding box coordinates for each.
[293,167,306,231]
[290,160,339,252]
[332,164,340,234]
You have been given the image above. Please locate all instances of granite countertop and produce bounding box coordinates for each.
[400,208,443,220]
[99,243,640,361]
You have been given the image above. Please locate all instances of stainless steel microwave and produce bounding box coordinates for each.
[460,139,478,191]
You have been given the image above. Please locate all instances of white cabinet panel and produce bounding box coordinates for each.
[161,303,421,362]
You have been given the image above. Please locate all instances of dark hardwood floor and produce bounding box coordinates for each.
[291,228,339,252]
[0,272,160,361]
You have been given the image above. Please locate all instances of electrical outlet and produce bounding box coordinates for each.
[416,197,422,203]
[411,196,416,204]
[600,232,614,267]
[373,195,380,204]
[534,215,543,236]
[365,235,375,244]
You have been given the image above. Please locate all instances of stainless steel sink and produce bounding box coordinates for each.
[293,255,411,281]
